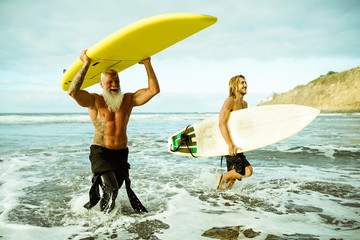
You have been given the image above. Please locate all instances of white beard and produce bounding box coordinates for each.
[102,88,124,112]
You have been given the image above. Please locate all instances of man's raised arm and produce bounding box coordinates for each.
[68,50,95,108]
[132,57,160,107]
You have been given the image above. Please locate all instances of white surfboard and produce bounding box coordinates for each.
[167,104,320,157]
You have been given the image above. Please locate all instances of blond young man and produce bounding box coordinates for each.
[216,75,253,190]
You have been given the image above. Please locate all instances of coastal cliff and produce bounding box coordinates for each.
[258,66,360,112]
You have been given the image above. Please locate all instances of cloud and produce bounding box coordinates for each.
[204,0,360,59]
[2,0,359,68]
[1,79,12,84]
[0,0,359,113]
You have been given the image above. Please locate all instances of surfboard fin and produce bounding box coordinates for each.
[170,125,197,158]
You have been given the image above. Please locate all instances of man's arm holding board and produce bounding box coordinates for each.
[219,98,242,156]
[68,50,95,108]
[132,57,160,107]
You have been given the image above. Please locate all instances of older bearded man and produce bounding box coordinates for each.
[68,49,160,213]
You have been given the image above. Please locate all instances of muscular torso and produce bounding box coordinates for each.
[88,93,133,149]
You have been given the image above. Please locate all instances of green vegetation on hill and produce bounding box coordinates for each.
[258,66,360,112]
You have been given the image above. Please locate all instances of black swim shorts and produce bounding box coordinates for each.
[85,145,148,212]
[89,145,130,177]
[225,153,251,176]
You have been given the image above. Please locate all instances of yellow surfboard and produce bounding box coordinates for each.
[61,13,217,91]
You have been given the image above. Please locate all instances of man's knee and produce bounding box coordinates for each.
[245,165,253,177]
[101,171,119,189]
[100,171,119,213]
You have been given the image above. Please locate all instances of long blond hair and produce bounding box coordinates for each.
[229,75,245,97]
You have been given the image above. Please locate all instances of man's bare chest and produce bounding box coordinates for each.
[232,100,246,111]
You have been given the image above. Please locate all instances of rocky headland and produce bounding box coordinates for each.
[258,66,360,113]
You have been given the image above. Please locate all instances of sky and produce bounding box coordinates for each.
[0,0,359,113]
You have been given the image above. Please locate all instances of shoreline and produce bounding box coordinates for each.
[0,108,360,115]
[319,108,360,113]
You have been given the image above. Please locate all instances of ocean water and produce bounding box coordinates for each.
[0,112,359,240]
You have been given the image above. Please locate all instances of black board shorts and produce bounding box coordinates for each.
[84,145,130,209]
[225,153,251,176]
[89,145,130,178]
[85,145,148,212]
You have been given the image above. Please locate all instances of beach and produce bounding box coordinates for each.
[0,112,359,239]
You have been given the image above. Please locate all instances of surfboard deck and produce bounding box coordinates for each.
[61,13,217,91]
[168,104,320,157]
